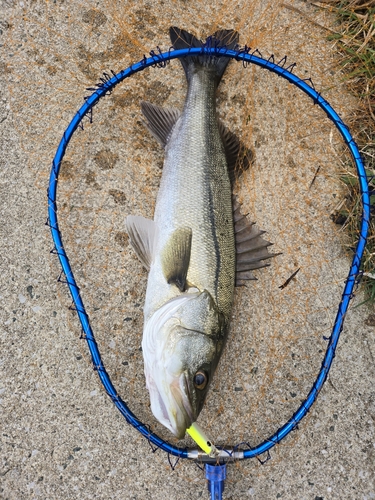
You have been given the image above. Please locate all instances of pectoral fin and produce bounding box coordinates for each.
[126,215,156,270]
[233,196,280,286]
[161,227,192,292]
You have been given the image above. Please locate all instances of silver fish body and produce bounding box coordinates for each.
[126,28,274,439]
[143,56,234,438]
[145,66,235,325]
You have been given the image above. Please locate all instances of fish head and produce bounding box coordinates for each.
[142,291,225,439]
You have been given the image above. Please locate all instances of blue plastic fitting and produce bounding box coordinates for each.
[206,464,227,500]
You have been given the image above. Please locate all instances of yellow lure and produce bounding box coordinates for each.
[186,422,219,457]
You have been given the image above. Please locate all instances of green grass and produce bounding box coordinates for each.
[324,0,375,303]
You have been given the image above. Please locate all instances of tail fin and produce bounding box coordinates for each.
[169,27,239,85]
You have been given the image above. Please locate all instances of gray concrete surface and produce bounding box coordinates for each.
[1,0,374,498]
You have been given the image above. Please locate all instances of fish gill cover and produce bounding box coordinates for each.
[1,0,370,498]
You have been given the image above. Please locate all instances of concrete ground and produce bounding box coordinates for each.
[1,0,374,498]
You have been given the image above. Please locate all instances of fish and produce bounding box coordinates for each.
[126,27,276,439]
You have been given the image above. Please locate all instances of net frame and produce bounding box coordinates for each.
[47,44,370,464]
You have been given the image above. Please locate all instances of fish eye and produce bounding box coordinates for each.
[193,371,208,390]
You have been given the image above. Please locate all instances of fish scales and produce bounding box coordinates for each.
[146,67,235,323]
[126,28,239,438]
[126,27,276,439]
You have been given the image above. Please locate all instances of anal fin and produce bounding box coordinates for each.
[161,227,192,292]
[141,101,180,148]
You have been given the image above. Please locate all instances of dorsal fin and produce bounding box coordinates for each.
[141,101,181,148]
[233,196,280,286]
[219,122,254,184]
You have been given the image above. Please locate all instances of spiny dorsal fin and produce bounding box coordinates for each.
[141,101,181,148]
[219,122,254,184]
[161,227,192,292]
[126,215,156,270]
[233,196,280,286]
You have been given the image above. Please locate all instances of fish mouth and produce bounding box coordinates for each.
[149,372,196,439]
